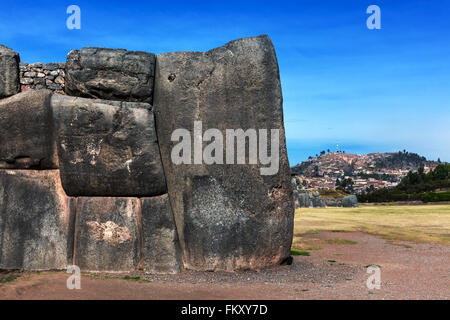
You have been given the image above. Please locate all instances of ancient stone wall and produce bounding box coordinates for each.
[19,62,66,93]
[0,35,294,273]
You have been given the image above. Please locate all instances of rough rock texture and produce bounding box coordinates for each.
[74,197,141,272]
[295,190,324,208]
[140,194,182,274]
[0,170,75,270]
[0,90,59,169]
[295,190,309,208]
[65,48,155,103]
[0,45,20,98]
[322,198,342,207]
[311,191,325,207]
[342,195,358,207]
[51,94,167,197]
[153,35,294,271]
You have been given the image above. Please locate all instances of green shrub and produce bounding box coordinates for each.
[290,249,310,256]
[422,191,450,202]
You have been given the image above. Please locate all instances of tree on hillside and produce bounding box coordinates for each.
[433,164,449,180]
[417,167,425,177]
[337,178,354,194]
[314,165,320,177]
[320,150,326,156]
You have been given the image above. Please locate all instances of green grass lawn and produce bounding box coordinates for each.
[293,204,450,251]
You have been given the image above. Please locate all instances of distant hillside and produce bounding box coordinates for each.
[291,151,440,178]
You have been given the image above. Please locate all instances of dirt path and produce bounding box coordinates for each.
[1,232,448,300]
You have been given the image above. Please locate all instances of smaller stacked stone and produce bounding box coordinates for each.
[19,62,65,93]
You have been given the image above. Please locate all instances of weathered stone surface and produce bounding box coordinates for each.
[0,45,20,98]
[342,195,358,207]
[19,62,28,71]
[24,71,36,77]
[74,197,141,272]
[311,191,324,207]
[0,170,75,270]
[65,47,155,103]
[322,198,342,207]
[153,35,294,271]
[20,77,34,85]
[43,63,59,71]
[296,190,312,208]
[294,189,324,208]
[48,83,62,91]
[140,194,182,274]
[0,90,58,169]
[51,94,167,197]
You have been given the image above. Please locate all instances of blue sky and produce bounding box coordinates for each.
[1,0,449,165]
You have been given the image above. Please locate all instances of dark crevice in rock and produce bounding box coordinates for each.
[69,197,78,265]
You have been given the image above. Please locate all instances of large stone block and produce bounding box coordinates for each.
[342,195,358,207]
[0,90,58,169]
[0,45,20,98]
[0,170,75,270]
[51,94,167,197]
[140,194,182,274]
[65,47,155,103]
[74,197,141,272]
[153,35,294,271]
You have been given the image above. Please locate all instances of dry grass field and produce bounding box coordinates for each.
[292,204,450,253]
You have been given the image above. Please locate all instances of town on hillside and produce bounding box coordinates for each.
[291,150,441,194]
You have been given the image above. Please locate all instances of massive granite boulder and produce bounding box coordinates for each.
[342,194,358,207]
[0,90,59,169]
[294,189,324,208]
[153,35,294,271]
[65,48,155,103]
[0,45,20,98]
[74,197,141,272]
[0,170,75,270]
[50,94,167,197]
[296,190,312,208]
[140,194,182,274]
[311,190,324,207]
